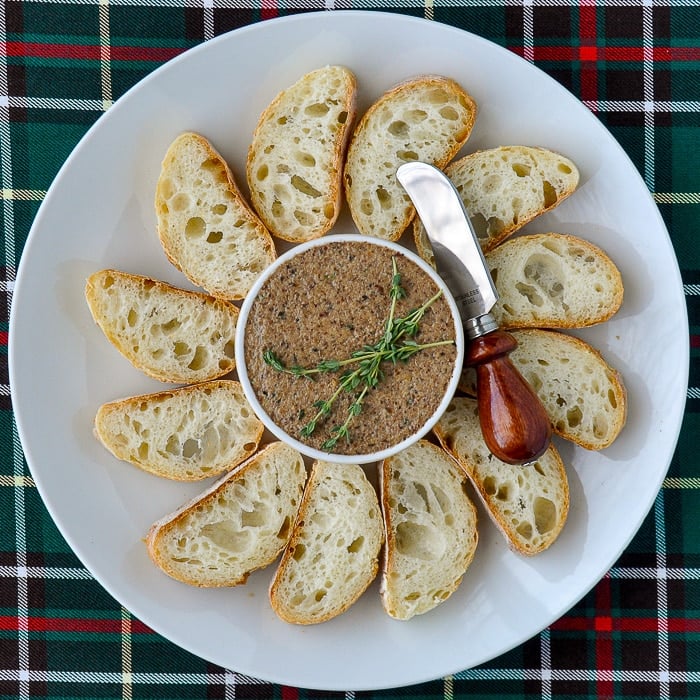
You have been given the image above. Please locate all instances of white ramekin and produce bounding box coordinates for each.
[235,233,464,464]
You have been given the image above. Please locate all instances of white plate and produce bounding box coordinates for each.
[9,11,689,691]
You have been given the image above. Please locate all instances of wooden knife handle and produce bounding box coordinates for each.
[465,329,552,465]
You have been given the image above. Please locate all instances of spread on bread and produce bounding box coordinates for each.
[85,66,628,624]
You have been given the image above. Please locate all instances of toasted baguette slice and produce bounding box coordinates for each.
[379,440,478,620]
[94,380,264,481]
[269,460,384,624]
[433,397,569,555]
[246,66,357,243]
[413,146,579,262]
[145,442,307,587]
[486,233,623,329]
[155,132,276,300]
[85,269,238,383]
[459,329,627,450]
[344,76,477,241]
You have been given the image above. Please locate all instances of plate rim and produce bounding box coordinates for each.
[8,10,690,691]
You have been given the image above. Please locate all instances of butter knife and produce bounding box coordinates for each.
[397,161,551,464]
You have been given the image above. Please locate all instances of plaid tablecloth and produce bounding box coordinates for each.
[2,1,699,698]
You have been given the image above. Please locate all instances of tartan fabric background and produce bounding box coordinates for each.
[1,1,698,698]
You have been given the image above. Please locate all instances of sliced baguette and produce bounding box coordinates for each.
[85,269,238,383]
[155,132,276,300]
[433,397,569,555]
[246,65,357,243]
[459,329,627,450]
[486,233,623,328]
[344,75,477,241]
[269,460,384,624]
[413,146,579,263]
[379,440,478,620]
[94,380,264,481]
[145,442,307,587]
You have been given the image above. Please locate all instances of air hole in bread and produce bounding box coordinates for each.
[271,199,284,218]
[291,175,322,198]
[439,106,459,120]
[542,180,557,207]
[534,497,557,533]
[201,521,251,552]
[138,442,149,460]
[396,149,419,161]
[100,274,114,289]
[295,151,316,167]
[405,109,427,124]
[256,164,269,181]
[593,414,608,439]
[294,209,315,226]
[516,282,544,307]
[182,438,200,459]
[171,193,190,212]
[496,483,510,501]
[516,521,533,540]
[396,522,445,560]
[207,231,223,244]
[558,163,573,174]
[188,346,207,371]
[303,102,329,118]
[388,120,409,137]
[174,341,190,357]
[360,197,373,216]
[185,216,206,239]
[566,406,583,428]
[347,536,364,553]
[427,88,449,104]
[482,475,496,496]
[376,185,392,211]
[527,372,543,392]
[241,504,269,527]
[512,163,531,177]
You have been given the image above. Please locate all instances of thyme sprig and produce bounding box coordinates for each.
[263,256,454,451]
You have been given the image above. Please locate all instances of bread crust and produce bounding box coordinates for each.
[246,65,357,243]
[94,380,264,481]
[85,269,238,383]
[155,132,276,300]
[486,232,624,329]
[379,440,478,620]
[269,460,383,624]
[413,145,580,260]
[459,329,627,450]
[145,442,306,587]
[344,75,477,241]
[434,397,569,555]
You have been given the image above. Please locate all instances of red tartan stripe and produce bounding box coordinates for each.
[552,616,700,632]
[0,615,152,634]
[0,331,7,346]
[1,41,184,63]
[691,335,700,349]
[510,46,700,61]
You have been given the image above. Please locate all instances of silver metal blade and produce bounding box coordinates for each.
[397,161,498,322]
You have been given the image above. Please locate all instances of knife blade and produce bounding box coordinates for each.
[397,161,551,465]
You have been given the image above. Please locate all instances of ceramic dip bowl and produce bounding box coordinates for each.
[235,234,464,464]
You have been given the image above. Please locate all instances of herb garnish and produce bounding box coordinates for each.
[263,256,454,452]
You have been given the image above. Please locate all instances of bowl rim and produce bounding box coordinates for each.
[234,233,465,464]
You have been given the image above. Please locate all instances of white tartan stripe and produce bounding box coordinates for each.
[4,0,700,8]
[1,668,696,684]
